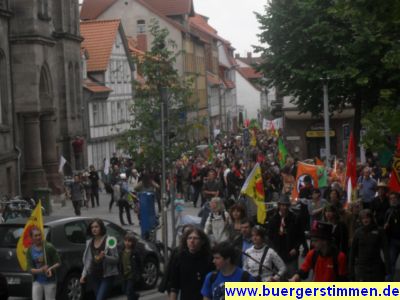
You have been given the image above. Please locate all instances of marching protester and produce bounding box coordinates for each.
[233,219,254,267]
[201,242,255,300]
[289,221,347,282]
[267,194,301,278]
[119,233,141,300]
[27,227,61,300]
[169,227,214,300]
[80,219,119,300]
[227,203,247,240]
[349,209,390,281]
[384,192,400,280]
[243,225,286,282]
[357,167,377,209]
[118,173,133,226]
[204,197,231,245]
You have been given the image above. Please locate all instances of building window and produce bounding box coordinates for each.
[137,20,146,33]
[38,0,50,20]
[92,103,98,125]
[0,50,8,124]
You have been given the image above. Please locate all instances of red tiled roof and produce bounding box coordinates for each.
[145,0,194,16]
[83,78,113,93]
[207,72,222,86]
[127,36,146,56]
[238,67,262,79]
[80,19,120,72]
[80,0,118,20]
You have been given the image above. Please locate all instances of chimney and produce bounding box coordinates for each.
[136,34,147,52]
[247,52,252,59]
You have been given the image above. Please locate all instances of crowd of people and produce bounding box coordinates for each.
[45,130,400,300]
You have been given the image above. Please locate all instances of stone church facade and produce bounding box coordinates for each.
[0,0,83,197]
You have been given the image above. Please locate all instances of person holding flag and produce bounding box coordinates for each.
[16,200,61,300]
[27,227,61,300]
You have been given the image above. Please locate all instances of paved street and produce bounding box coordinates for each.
[50,191,199,300]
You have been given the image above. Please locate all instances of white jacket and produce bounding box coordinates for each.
[243,245,286,282]
[205,211,231,244]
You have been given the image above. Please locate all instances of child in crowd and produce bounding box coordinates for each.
[119,233,142,300]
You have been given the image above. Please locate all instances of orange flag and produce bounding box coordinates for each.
[292,162,319,200]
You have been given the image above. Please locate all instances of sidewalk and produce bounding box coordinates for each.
[50,191,200,245]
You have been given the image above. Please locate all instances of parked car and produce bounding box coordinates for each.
[0,216,160,300]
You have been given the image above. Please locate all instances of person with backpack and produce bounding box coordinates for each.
[204,197,231,245]
[118,173,133,226]
[201,242,255,300]
[243,226,286,282]
[289,221,347,282]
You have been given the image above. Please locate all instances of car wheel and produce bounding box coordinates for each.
[61,272,82,300]
[141,256,159,289]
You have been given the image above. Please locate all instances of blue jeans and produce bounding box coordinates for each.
[123,279,139,300]
[90,276,114,300]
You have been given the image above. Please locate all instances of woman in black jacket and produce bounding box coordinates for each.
[169,228,214,300]
[349,209,390,281]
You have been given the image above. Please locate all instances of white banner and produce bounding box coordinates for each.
[58,156,67,173]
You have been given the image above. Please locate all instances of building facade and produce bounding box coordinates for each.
[81,20,135,169]
[0,0,83,197]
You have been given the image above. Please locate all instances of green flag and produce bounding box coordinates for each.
[317,166,328,188]
[277,138,288,168]
[207,143,214,163]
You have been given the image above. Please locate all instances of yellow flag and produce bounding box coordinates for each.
[241,163,266,223]
[16,200,44,271]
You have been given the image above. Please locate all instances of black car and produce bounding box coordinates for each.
[0,216,160,300]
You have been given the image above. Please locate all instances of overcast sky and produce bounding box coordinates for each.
[193,0,266,56]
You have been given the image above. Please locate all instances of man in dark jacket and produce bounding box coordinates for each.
[384,192,400,280]
[371,182,389,228]
[349,209,390,281]
[0,273,8,300]
[268,194,302,278]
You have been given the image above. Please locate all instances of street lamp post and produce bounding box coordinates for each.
[160,86,169,264]
[323,83,331,164]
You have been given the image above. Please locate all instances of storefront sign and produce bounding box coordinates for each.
[306,130,335,138]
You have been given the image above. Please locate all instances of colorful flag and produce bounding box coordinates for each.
[241,163,266,224]
[207,143,214,162]
[315,157,325,166]
[277,138,288,168]
[292,162,319,200]
[16,200,44,271]
[250,130,257,147]
[345,131,357,203]
[388,136,400,192]
[317,166,328,188]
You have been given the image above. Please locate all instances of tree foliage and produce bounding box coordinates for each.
[119,20,195,169]
[255,0,400,144]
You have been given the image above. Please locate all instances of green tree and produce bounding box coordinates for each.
[255,0,400,143]
[119,20,195,169]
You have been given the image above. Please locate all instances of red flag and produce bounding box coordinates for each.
[388,136,400,192]
[345,131,357,189]
[388,170,400,192]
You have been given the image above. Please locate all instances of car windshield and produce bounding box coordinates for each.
[0,225,50,247]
